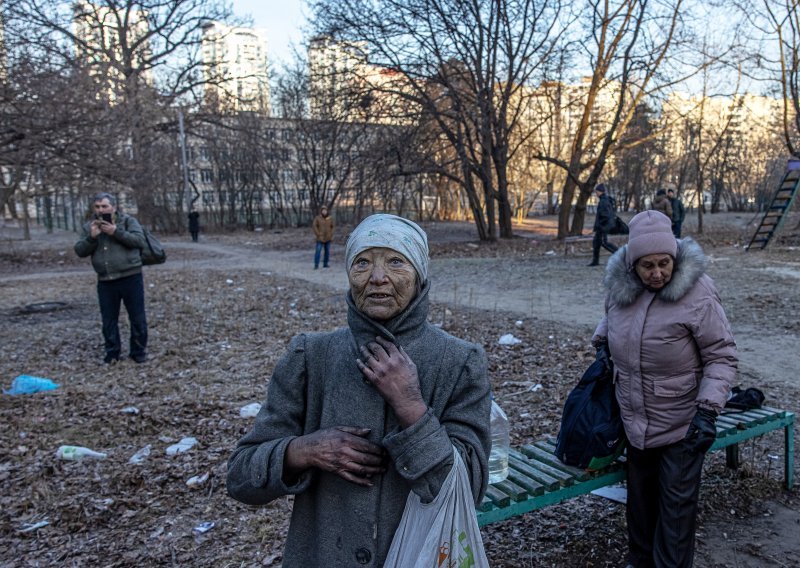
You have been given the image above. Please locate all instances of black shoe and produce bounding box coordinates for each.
[104,355,120,364]
[587,261,600,266]
[131,354,147,364]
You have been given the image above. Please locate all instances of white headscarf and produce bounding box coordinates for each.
[345,214,429,282]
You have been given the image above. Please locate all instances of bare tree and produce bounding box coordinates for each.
[607,102,661,212]
[756,0,800,156]
[3,0,238,229]
[309,0,564,241]
[543,0,697,238]
[275,59,388,223]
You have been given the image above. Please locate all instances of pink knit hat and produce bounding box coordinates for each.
[625,210,677,267]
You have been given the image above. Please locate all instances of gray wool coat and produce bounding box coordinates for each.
[227,282,491,567]
[593,238,738,450]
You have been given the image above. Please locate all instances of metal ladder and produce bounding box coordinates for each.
[747,168,800,250]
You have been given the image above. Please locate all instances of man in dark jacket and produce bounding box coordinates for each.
[188,210,200,242]
[74,193,149,364]
[589,183,619,266]
[668,189,685,238]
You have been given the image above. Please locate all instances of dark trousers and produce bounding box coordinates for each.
[626,440,706,568]
[314,241,330,268]
[190,230,199,242]
[97,273,148,361]
[672,221,682,239]
[592,230,618,263]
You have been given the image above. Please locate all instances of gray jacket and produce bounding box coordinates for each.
[593,238,737,450]
[74,213,146,281]
[227,283,491,567]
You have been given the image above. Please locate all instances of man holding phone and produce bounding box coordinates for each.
[74,192,149,364]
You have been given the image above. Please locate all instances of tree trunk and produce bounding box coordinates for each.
[570,186,593,236]
[484,187,496,241]
[22,192,31,240]
[546,180,555,215]
[557,174,579,239]
[696,171,704,235]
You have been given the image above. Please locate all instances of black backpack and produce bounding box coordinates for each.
[555,346,625,470]
[140,226,166,265]
[609,216,629,235]
[725,386,765,411]
[125,217,166,265]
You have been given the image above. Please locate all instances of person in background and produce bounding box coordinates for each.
[667,189,685,238]
[227,213,491,567]
[589,183,619,267]
[312,206,334,269]
[651,189,673,220]
[188,210,200,242]
[74,192,149,364]
[592,211,737,568]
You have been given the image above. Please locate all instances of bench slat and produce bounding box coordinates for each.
[533,439,557,453]
[508,454,561,491]
[520,444,589,481]
[747,408,784,421]
[716,415,746,432]
[484,485,510,508]
[529,440,627,479]
[512,448,576,486]
[724,409,769,424]
[493,476,530,502]
[507,469,545,496]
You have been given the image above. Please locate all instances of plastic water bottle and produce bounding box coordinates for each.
[56,445,107,460]
[488,394,510,484]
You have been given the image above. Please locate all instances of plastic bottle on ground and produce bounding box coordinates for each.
[488,394,510,484]
[56,445,107,460]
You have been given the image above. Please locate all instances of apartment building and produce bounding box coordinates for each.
[201,21,270,113]
[661,91,782,156]
[72,1,151,100]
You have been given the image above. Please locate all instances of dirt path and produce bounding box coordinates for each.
[4,227,796,387]
[160,238,799,387]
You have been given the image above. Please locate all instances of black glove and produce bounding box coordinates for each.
[594,341,611,373]
[684,407,717,453]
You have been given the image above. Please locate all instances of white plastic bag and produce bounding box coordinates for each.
[384,447,490,568]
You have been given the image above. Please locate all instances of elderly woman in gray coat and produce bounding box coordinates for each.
[227,214,491,567]
[592,210,737,568]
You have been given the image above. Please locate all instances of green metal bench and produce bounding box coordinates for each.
[477,407,795,527]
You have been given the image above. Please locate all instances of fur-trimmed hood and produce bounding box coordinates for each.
[603,237,708,306]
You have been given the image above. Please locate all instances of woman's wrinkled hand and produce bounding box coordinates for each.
[357,336,427,428]
[284,426,386,486]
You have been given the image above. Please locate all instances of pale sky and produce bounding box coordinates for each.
[231,0,309,68]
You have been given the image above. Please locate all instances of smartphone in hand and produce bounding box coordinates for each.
[100,213,113,224]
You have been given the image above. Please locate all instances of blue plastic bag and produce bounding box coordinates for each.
[4,375,60,395]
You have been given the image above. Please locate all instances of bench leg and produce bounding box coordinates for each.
[725,444,739,469]
[786,423,795,490]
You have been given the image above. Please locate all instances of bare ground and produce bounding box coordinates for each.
[0,212,798,567]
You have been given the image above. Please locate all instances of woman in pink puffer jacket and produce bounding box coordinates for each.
[592,210,738,568]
